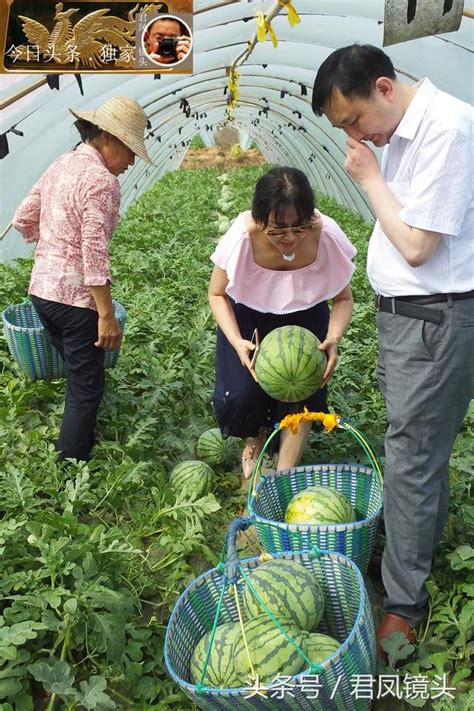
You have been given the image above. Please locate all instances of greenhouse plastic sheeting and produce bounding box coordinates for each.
[1,0,473,261]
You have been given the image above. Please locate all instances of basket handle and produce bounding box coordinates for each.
[224,516,254,583]
[247,411,384,509]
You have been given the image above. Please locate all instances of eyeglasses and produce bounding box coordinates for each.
[265,221,315,238]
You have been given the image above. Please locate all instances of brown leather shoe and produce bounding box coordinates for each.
[376,613,416,663]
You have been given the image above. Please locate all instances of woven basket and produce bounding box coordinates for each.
[165,517,376,710]
[247,415,383,575]
[2,299,126,381]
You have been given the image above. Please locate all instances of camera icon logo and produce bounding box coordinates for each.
[142,14,192,67]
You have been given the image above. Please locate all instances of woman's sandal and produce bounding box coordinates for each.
[241,434,266,479]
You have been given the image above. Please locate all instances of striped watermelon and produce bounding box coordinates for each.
[303,631,341,664]
[285,485,357,525]
[254,325,326,402]
[169,460,214,497]
[190,622,241,688]
[242,559,325,631]
[233,615,306,685]
[196,428,240,468]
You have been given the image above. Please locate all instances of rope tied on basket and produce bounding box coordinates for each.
[239,566,316,673]
[233,584,259,685]
[224,516,255,583]
[195,518,256,694]
[196,518,320,692]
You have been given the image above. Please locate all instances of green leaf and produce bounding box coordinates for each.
[0,648,30,700]
[458,600,474,629]
[446,545,474,570]
[0,621,47,661]
[63,598,78,616]
[41,610,64,632]
[426,651,450,677]
[41,589,63,609]
[13,694,33,711]
[27,660,77,697]
[462,583,474,598]
[0,678,22,700]
[77,676,116,710]
[381,631,416,668]
[456,545,474,560]
[451,666,472,686]
[90,612,125,663]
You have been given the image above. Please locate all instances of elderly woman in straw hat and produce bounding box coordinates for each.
[12,96,153,462]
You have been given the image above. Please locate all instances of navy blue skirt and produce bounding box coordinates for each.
[212,299,330,439]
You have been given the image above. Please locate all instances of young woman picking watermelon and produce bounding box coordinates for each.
[208,167,355,477]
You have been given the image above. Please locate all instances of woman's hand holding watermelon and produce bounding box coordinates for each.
[231,336,258,381]
[318,337,338,387]
[317,282,353,387]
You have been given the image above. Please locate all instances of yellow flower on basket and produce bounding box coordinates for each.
[279,408,340,435]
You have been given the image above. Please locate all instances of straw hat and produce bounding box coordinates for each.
[69,96,153,164]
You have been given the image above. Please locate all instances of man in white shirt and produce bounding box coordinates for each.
[312,44,473,661]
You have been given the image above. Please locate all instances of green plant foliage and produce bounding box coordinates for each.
[0,166,471,710]
[189,134,206,149]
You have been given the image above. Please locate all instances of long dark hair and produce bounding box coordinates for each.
[251,167,315,228]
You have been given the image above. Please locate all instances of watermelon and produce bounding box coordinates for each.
[233,615,306,685]
[190,622,241,687]
[303,631,341,664]
[169,460,214,497]
[242,559,325,631]
[285,485,357,525]
[196,428,240,468]
[254,325,326,402]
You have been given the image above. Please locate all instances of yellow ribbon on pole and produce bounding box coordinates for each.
[228,67,240,100]
[226,67,240,117]
[256,11,267,42]
[255,11,279,48]
[278,0,301,27]
[267,22,278,48]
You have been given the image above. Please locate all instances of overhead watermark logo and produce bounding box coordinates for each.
[0,1,193,74]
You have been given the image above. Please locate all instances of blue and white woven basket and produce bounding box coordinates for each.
[2,298,126,380]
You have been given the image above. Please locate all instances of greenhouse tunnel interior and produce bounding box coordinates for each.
[1,0,473,263]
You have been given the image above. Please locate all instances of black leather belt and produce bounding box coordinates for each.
[376,297,442,323]
[375,293,470,325]
[385,290,474,305]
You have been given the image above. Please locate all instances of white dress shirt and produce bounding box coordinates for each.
[367,78,474,296]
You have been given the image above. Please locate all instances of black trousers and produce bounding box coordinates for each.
[30,295,105,461]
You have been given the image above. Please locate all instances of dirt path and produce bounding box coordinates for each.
[180,146,267,171]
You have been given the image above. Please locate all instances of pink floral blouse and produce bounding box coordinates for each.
[12,143,121,310]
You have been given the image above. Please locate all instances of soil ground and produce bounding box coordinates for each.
[180,146,268,171]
